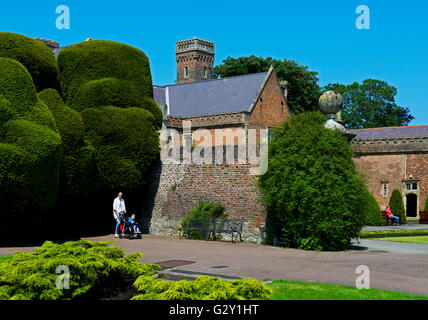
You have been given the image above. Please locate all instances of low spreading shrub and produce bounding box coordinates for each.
[131,275,273,300]
[0,241,161,300]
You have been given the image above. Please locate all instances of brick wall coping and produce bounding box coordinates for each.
[352,136,428,144]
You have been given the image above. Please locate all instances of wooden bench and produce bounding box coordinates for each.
[381,211,402,225]
[420,211,428,224]
[179,217,243,243]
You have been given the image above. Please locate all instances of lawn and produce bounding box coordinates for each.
[372,236,428,244]
[0,255,13,264]
[267,280,428,300]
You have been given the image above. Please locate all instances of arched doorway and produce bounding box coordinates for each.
[406,194,417,217]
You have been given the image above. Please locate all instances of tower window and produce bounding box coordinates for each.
[203,66,208,79]
[184,66,189,79]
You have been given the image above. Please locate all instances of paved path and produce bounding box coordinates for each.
[362,225,428,232]
[352,239,428,255]
[2,234,428,296]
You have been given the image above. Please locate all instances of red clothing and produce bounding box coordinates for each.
[385,208,393,217]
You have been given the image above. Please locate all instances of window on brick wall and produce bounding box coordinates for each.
[381,182,389,198]
[203,66,208,79]
[184,66,189,79]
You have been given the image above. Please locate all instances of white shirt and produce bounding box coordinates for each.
[113,197,126,219]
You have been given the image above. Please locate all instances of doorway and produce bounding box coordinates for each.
[406,193,417,217]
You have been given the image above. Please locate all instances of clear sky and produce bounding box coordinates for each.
[1,0,427,124]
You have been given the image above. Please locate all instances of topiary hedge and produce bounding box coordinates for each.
[57,40,153,107]
[389,189,406,224]
[259,112,367,251]
[361,189,382,226]
[424,195,428,212]
[131,275,273,300]
[0,32,59,92]
[80,106,159,191]
[0,57,62,235]
[0,240,161,300]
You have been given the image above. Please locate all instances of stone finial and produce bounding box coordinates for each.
[319,91,345,132]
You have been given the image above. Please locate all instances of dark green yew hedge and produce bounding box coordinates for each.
[0,32,59,92]
[57,40,153,107]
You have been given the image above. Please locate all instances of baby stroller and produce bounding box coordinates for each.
[118,213,142,240]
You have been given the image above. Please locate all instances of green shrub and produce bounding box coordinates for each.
[131,275,273,300]
[259,112,366,251]
[0,32,59,92]
[0,58,37,118]
[38,88,84,152]
[80,106,159,191]
[0,240,161,300]
[361,189,382,226]
[181,201,228,240]
[424,195,428,212]
[57,40,153,106]
[389,189,406,224]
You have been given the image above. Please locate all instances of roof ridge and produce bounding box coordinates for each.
[349,125,428,132]
[157,71,268,88]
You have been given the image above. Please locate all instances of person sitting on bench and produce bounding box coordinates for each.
[385,206,400,225]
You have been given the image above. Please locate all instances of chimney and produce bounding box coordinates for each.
[279,80,288,103]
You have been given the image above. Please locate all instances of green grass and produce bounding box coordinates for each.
[372,236,428,244]
[361,229,428,238]
[267,280,428,300]
[0,255,13,263]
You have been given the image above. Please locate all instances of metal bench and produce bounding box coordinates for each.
[179,217,243,243]
[211,218,243,243]
[178,217,212,240]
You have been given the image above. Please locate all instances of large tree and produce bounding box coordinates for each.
[324,79,414,129]
[213,56,322,114]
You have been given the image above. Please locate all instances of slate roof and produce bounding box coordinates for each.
[153,72,269,117]
[349,126,428,139]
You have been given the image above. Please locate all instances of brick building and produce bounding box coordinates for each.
[350,126,428,218]
[37,36,428,240]
[150,37,290,242]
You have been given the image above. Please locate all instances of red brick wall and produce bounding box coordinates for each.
[352,138,428,214]
[246,70,290,129]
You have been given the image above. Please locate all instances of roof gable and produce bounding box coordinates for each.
[154,72,269,117]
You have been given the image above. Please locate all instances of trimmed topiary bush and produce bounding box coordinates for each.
[424,195,428,212]
[389,189,406,224]
[0,32,59,92]
[361,189,382,226]
[259,112,367,251]
[131,275,273,300]
[80,106,159,191]
[0,57,62,236]
[0,240,161,300]
[57,40,153,107]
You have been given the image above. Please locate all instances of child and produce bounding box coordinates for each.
[127,214,141,234]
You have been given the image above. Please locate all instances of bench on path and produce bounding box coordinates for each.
[179,217,243,243]
[381,211,402,226]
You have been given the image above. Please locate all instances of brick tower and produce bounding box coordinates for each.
[176,37,215,84]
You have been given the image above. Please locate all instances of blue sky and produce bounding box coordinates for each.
[1,0,427,124]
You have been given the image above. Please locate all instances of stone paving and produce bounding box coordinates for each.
[2,234,428,296]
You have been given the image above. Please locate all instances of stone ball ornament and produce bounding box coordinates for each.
[319,91,344,115]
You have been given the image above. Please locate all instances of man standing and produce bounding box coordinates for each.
[113,192,127,238]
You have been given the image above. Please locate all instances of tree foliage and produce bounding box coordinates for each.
[324,79,414,129]
[213,56,321,114]
[259,112,366,251]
